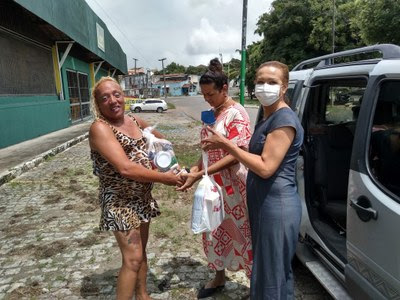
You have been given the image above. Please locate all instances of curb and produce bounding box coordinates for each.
[0,132,89,187]
[243,104,259,109]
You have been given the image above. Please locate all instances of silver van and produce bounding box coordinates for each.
[257,44,400,299]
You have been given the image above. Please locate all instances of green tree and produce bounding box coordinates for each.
[245,42,263,97]
[255,0,319,69]
[354,0,400,45]
[223,58,241,84]
[186,64,207,75]
[164,62,186,74]
[308,0,363,53]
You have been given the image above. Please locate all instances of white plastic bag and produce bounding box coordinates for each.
[191,151,224,234]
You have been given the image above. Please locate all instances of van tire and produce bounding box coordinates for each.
[156,107,163,113]
[134,107,141,113]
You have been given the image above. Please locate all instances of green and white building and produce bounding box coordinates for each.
[0,0,127,148]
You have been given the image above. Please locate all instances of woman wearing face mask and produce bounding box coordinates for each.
[202,61,304,299]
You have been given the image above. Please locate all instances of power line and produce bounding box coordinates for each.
[90,0,151,66]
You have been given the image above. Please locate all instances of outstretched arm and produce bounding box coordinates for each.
[202,126,295,179]
[89,121,183,186]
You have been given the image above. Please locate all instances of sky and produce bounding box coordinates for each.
[85,0,273,71]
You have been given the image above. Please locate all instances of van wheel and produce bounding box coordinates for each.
[156,107,163,113]
[134,107,141,113]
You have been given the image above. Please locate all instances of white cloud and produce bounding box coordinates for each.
[84,0,272,70]
[186,18,240,55]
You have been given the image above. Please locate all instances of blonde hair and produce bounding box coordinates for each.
[90,76,122,119]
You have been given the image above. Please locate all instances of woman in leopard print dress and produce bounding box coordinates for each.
[89,77,183,300]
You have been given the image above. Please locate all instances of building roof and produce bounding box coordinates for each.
[14,0,127,74]
[128,68,146,75]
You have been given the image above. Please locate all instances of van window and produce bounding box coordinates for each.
[303,78,367,240]
[325,86,365,125]
[287,80,302,109]
[369,81,400,197]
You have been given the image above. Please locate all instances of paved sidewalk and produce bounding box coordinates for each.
[0,121,92,186]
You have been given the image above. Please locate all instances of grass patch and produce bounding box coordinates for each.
[188,120,202,128]
[167,103,176,109]
[156,124,178,131]
[174,144,201,168]
[151,204,189,239]
[232,96,260,106]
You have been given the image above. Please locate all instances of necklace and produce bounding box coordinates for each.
[214,97,230,111]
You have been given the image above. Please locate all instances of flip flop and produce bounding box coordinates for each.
[197,284,225,299]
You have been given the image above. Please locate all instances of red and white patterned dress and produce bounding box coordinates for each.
[201,103,253,277]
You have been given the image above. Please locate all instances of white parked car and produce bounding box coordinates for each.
[130,99,168,113]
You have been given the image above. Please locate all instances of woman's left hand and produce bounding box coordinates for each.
[201,126,230,151]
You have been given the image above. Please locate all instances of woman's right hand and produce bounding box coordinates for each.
[162,170,185,186]
[176,171,202,191]
[202,126,231,151]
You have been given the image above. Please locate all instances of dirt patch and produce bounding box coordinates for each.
[43,193,63,204]
[6,281,43,299]
[2,223,36,238]
[8,244,33,256]
[75,232,106,248]
[33,240,68,259]
[80,276,100,296]
[63,204,74,210]
[11,206,40,218]
[45,216,58,222]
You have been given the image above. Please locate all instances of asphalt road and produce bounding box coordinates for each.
[166,95,259,131]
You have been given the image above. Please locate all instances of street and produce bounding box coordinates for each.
[166,95,259,131]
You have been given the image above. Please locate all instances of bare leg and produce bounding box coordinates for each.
[114,228,143,300]
[204,269,226,289]
[135,222,151,300]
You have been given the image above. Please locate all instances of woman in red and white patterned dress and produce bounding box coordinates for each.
[178,58,253,299]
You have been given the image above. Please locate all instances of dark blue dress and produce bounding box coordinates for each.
[247,107,304,299]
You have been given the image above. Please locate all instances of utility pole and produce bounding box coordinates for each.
[132,58,138,74]
[132,58,138,96]
[228,61,230,86]
[239,0,248,106]
[158,58,167,99]
[332,0,336,54]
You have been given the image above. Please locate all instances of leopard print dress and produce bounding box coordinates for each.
[91,115,160,231]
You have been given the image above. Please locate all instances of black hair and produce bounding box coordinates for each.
[199,58,228,91]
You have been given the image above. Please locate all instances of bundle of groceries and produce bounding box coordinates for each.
[142,125,186,175]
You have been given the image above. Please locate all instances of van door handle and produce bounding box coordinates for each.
[350,197,378,222]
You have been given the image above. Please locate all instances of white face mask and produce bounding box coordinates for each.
[255,83,281,106]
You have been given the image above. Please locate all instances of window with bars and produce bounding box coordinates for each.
[66,70,90,121]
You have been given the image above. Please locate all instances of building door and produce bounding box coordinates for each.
[66,70,90,122]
